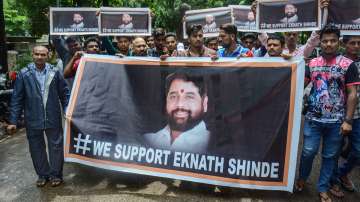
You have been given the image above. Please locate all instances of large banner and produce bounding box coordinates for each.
[183,7,233,38]
[64,55,304,192]
[99,7,151,36]
[328,0,360,35]
[50,7,99,35]
[230,5,257,32]
[257,0,320,32]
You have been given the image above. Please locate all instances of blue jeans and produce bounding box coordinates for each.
[26,128,64,179]
[298,120,342,192]
[338,118,360,177]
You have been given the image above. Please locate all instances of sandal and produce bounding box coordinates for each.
[295,179,305,192]
[36,178,48,187]
[50,178,63,187]
[329,185,345,198]
[319,192,332,202]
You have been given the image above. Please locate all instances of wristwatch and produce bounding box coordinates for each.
[344,118,353,125]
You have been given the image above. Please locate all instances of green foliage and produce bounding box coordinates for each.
[12,50,33,72]
[4,1,29,36]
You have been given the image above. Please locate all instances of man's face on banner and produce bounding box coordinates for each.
[73,13,84,24]
[206,15,214,24]
[267,39,283,57]
[122,14,132,24]
[166,78,208,132]
[320,33,339,55]
[247,11,255,22]
[189,30,204,49]
[284,4,297,18]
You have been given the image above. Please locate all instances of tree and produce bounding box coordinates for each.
[0,0,7,73]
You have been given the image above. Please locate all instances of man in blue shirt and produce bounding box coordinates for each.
[217,23,253,58]
[7,46,69,188]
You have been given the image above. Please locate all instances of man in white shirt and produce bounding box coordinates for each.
[119,13,133,29]
[70,13,85,29]
[280,3,298,23]
[144,73,210,153]
[203,14,217,33]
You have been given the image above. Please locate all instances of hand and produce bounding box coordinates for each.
[251,0,258,15]
[210,55,219,61]
[96,10,100,16]
[6,125,17,135]
[73,51,84,59]
[160,54,169,61]
[115,53,126,58]
[320,0,330,8]
[340,122,352,135]
[280,53,292,60]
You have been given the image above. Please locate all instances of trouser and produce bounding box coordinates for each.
[335,118,360,179]
[298,120,342,193]
[26,128,64,179]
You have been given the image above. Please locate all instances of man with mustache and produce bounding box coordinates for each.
[144,73,210,153]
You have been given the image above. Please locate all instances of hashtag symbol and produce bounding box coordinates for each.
[73,133,92,155]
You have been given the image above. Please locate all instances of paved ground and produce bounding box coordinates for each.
[0,129,359,202]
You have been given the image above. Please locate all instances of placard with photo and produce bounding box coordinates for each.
[257,0,321,32]
[183,7,233,38]
[50,7,99,35]
[99,7,151,36]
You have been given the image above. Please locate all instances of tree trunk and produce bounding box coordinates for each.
[0,0,7,73]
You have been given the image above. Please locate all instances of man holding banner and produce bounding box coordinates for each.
[296,25,359,201]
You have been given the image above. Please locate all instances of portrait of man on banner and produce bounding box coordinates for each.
[70,13,85,29]
[119,13,134,29]
[203,14,217,32]
[280,3,299,23]
[144,73,210,153]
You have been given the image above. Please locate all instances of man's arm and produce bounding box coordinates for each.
[63,51,83,78]
[51,36,69,62]
[9,71,25,125]
[341,85,357,135]
[299,31,320,58]
[341,62,360,134]
[57,71,70,113]
[101,36,117,55]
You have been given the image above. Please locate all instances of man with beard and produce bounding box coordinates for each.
[119,13,133,29]
[280,3,298,23]
[70,13,85,29]
[144,73,210,153]
[217,23,252,58]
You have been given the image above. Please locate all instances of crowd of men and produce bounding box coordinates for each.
[5,0,360,201]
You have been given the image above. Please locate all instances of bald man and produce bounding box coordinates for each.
[130,37,150,56]
[7,46,69,187]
